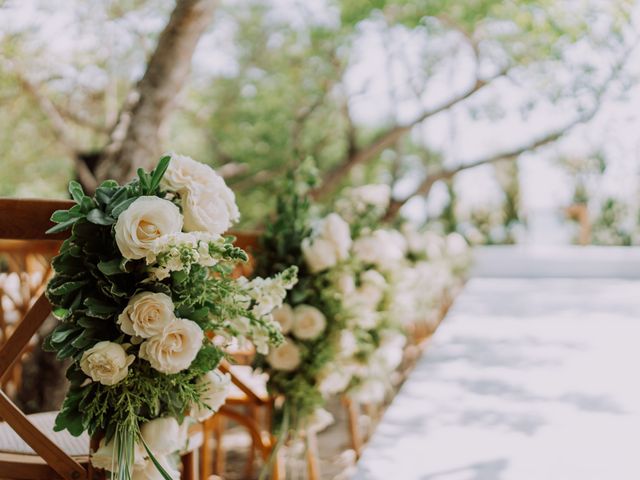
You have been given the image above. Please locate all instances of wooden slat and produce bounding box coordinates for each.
[0,199,74,241]
[218,360,266,405]
[0,391,86,480]
[229,230,260,251]
[0,451,89,480]
[0,294,51,382]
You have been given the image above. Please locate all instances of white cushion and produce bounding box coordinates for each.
[0,411,89,456]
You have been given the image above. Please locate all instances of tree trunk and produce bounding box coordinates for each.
[95,0,218,185]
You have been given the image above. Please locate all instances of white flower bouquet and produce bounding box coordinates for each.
[45,155,296,479]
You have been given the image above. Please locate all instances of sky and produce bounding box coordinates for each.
[2,0,640,244]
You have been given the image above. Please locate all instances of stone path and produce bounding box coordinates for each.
[353,277,640,480]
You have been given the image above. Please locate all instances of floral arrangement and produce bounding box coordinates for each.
[45,154,296,480]
[254,173,410,434]
[253,169,359,433]
[332,185,409,403]
[401,225,472,328]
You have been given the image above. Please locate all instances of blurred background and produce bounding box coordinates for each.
[1,0,639,246]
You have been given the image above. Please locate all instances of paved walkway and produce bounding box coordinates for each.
[353,277,640,480]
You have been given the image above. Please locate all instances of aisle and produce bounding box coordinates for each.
[353,277,640,480]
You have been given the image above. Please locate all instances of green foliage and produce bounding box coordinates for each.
[254,166,348,426]
[44,156,286,473]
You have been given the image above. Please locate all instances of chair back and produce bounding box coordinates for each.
[0,198,87,479]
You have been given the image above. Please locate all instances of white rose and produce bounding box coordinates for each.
[252,329,271,355]
[267,338,301,371]
[351,184,391,210]
[423,232,446,259]
[374,331,406,371]
[160,153,213,193]
[139,318,203,374]
[318,368,352,396]
[354,309,378,329]
[292,305,326,340]
[92,438,146,471]
[319,213,352,261]
[272,304,294,334]
[361,269,386,288]
[353,269,387,308]
[229,316,251,335]
[115,196,183,260]
[133,455,180,480]
[302,237,338,273]
[140,417,184,455]
[338,330,358,357]
[159,154,240,236]
[336,273,356,295]
[351,379,386,403]
[353,230,405,269]
[375,345,404,371]
[182,185,239,236]
[305,408,334,433]
[118,292,176,338]
[446,232,469,257]
[80,341,134,386]
[191,370,232,421]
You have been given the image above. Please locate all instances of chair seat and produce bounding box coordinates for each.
[0,412,204,458]
[227,365,269,402]
[0,411,89,457]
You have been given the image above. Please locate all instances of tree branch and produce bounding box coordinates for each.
[383,105,601,221]
[312,68,508,198]
[2,59,98,190]
[382,38,637,221]
[95,0,218,184]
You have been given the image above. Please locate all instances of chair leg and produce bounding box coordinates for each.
[200,417,213,480]
[343,396,362,458]
[271,443,285,480]
[306,430,320,480]
[244,405,258,479]
[213,415,226,476]
[181,450,196,480]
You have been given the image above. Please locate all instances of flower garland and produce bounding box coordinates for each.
[45,154,296,480]
[253,170,357,433]
[332,185,409,403]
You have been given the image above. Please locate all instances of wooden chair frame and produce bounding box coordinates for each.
[0,199,210,480]
[0,198,90,480]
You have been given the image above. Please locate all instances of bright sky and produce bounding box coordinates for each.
[2,0,640,244]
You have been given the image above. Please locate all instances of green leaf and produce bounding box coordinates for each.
[54,392,85,436]
[52,307,68,319]
[111,197,137,218]
[99,179,119,189]
[97,258,124,276]
[87,208,115,226]
[84,297,120,318]
[48,280,88,296]
[68,181,85,203]
[149,155,171,192]
[140,436,174,480]
[65,365,87,386]
[137,168,151,192]
[51,210,73,223]
[56,341,80,359]
[50,324,80,344]
[71,331,96,349]
[46,217,80,234]
[105,187,128,213]
[189,306,210,322]
[80,195,94,212]
[171,270,188,284]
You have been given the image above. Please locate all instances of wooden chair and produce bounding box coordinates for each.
[201,232,328,480]
[0,199,201,480]
[0,240,59,399]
